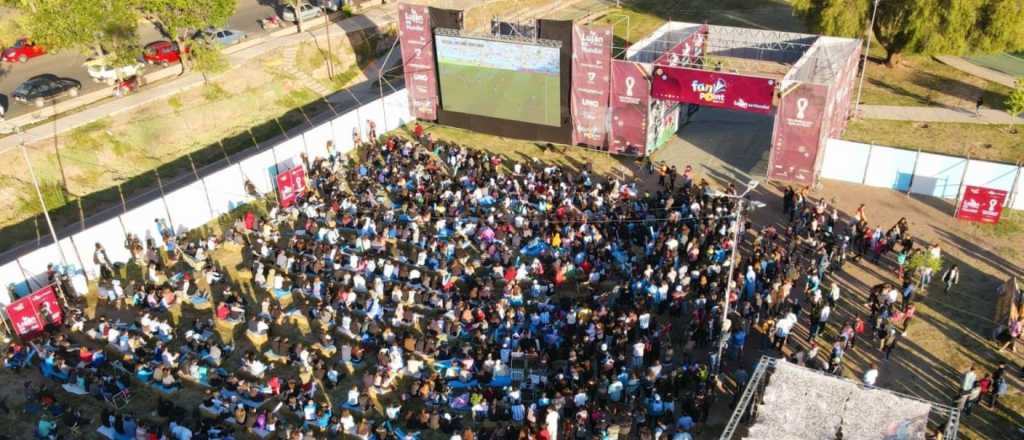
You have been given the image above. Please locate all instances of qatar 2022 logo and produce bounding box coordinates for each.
[691,78,727,104]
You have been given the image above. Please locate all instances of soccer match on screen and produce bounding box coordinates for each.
[0,0,1022,439]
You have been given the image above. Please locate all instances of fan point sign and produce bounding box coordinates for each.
[651,66,776,114]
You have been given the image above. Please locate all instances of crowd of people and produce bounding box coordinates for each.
[0,123,1005,440]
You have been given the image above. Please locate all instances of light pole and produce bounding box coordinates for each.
[854,0,881,117]
[714,180,761,373]
[17,128,69,270]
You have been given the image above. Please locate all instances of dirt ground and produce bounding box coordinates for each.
[653,107,1024,439]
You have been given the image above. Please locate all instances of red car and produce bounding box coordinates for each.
[2,38,46,63]
[143,40,188,65]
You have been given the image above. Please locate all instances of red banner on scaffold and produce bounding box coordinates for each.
[398,3,439,121]
[650,65,776,114]
[6,285,62,337]
[570,24,612,148]
[608,60,651,156]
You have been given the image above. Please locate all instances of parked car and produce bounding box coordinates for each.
[197,28,247,46]
[143,40,187,65]
[313,0,344,12]
[281,2,323,23]
[84,58,145,84]
[2,38,46,63]
[12,74,82,107]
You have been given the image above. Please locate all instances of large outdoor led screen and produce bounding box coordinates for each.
[436,35,561,127]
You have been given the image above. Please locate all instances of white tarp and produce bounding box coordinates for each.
[382,89,413,131]
[908,152,967,199]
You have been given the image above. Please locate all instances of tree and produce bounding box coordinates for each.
[1006,78,1024,134]
[17,0,141,66]
[190,39,229,82]
[286,0,307,34]
[792,0,1024,66]
[141,0,237,73]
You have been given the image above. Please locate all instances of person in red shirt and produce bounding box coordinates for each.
[413,122,424,141]
[216,303,231,321]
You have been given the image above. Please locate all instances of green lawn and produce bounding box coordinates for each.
[842,119,1024,163]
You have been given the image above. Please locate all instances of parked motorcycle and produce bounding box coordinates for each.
[259,15,283,30]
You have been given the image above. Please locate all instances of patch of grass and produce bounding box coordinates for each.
[274,88,317,109]
[201,83,230,102]
[0,7,23,48]
[842,119,1024,163]
[296,41,342,76]
[978,209,1024,238]
[328,63,363,90]
[861,51,1014,111]
[167,95,184,111]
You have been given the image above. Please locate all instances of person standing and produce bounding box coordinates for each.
[863,364,879,387]
[990,363,1007,407]
[882,325,899,360]
[961,364,977,397]
[942,264,960,293]
[975,96,984,116]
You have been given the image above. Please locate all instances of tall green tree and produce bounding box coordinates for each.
[1006,78,1024,133]
[17,0,141,66]
[792,0,1024,66]
[141,0,237,72]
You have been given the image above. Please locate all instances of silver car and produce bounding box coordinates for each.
[281,3,323,22]
[201,28,248,46]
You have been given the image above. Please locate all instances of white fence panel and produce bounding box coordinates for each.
[820,139,870,183]
[120,198,170,244]
[331,111,360,155]
[382,89,412,131]
[204,166,250,216]
[862,146,917,191]
[273,136,306,169]
[72,217,129,277]
[962,160,1019,194]
[908,153,967,199]
[239,149,278,195]
[164,181,213,235]
[303,122,335,160]
[17,243,62,291]
[1,260,28,302]
[358,100,386,141]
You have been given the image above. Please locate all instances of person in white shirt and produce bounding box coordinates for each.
[863,364,879,386]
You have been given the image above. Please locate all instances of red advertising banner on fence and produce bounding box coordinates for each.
[608,60,651,156]
[5,285,62,337]
[29,285,63,327]
[650,66,776,114]
[957,185,1008,224]
[398,3,439,121]
[654,24,708,67]
[570,24,612,148]
[276,166,306,208]
[6,296,42,337]
[768,82,828,185]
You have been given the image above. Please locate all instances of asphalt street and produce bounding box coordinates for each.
[0,0,277,120]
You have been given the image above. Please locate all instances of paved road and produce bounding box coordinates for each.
[860,105,1024,125]
[0,0,278,120]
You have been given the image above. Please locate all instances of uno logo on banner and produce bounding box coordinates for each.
[691,79,727,104]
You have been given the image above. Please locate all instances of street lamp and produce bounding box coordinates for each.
[854,0,881,117]
[16,127,69,270]
[713,180,761,373]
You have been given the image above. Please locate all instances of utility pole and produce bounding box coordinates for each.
[19,133,69,270]
[714,181,760,373]
[854,0,881,118]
